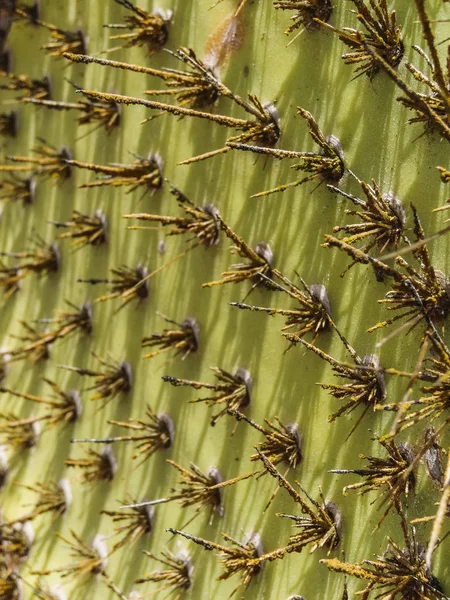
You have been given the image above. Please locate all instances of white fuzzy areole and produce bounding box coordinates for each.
[49,585,67,600]
[154,8,173,23]
[176,548,194,582]
[14,576,23,600]
[158,239,167,255]
[31,420,41,443]
[91,534,108,571]
[0,349,11,364]
[0,444,8,470]
[19,520,35,546]
[58,478,72,512]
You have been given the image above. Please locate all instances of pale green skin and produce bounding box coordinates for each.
[1,1,450,599]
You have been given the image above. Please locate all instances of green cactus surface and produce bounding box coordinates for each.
[1,1,450,599]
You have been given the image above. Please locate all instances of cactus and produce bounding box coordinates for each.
[1,1,450,599]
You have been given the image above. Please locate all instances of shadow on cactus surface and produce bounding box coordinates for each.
[1,0,450,598]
